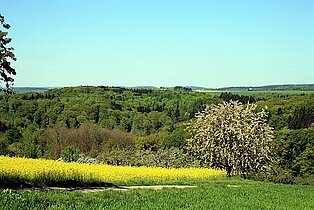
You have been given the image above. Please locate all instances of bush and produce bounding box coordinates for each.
[61,146,81,162]
[134,148,189,168]
[272,128,314,177]
[97,149,135,166]
[97,147,196,168]
[19,139,41,158]
[0,137,8,155]
[260,128,314,184]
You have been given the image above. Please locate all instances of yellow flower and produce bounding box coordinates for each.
[0,156,225,183]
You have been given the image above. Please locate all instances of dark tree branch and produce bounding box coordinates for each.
[0,13,16,94]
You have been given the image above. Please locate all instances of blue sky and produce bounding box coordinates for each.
[1,0,313,88]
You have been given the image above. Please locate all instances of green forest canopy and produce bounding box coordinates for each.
[0,86,313,183]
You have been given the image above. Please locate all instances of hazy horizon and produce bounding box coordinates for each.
[12,83,314,90]
[1,0,313,87]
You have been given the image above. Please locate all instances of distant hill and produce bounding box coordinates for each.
[13,87,51,93]
[6,84,314,94]
[129,86,157,89]
[127,86,210,90]
[216,84,314,91]
[186,86,210,90]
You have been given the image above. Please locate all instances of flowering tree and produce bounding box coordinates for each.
[0,14,16,94]
[186,101,273,178]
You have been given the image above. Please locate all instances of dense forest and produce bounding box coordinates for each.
[0,86,217,162]
[0,86,313,183]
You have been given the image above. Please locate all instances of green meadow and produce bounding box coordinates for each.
[1,178,313,210]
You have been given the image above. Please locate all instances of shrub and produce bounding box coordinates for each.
[61,146,81,162]
[269,128,314,183]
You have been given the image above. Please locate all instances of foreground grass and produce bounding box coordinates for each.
[1,156,313,209]
[1,178,313,210]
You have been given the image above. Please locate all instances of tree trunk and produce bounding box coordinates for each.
[226,166,232,177]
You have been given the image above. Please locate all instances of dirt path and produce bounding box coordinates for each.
[21,185,197,193]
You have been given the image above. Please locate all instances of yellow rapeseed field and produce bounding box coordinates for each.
[0,156,225,183]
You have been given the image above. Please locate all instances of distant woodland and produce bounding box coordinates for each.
[0,86,313,183]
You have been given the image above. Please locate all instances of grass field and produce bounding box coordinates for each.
[1,156,314,209]
[1,178,314,209]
